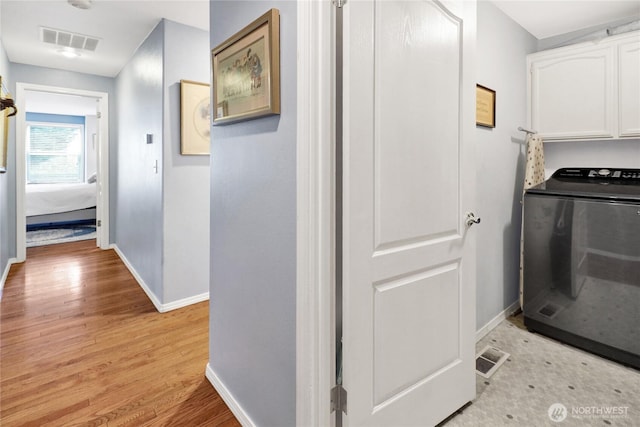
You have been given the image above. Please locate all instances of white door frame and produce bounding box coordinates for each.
[15,83,110,261]
[296,0,335,425]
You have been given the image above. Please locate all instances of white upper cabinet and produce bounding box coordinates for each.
[528,31,640,141]
[618,38,640,137]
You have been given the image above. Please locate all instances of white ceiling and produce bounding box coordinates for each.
[1,0,209,78]
[1,0,639,80]
[492,0,640,40]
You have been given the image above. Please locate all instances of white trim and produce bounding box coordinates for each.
[15,83,110,262]
[205,363,256,427]
[161,292,209,312]
[296,1,335,426]
[0,258,18,299]
[111,244,163,312]
[96,94,110,250]
[15,84,26,262]
[476,300,521,342]
[111,244,207,313]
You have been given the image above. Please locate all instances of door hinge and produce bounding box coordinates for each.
[97,220,101,227]
[332,0,347,8]
[96,112,102,119]
[330,385,347,414]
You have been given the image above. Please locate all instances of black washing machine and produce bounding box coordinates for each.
[523,168,640,369]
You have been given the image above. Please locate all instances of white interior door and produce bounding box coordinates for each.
[341,1,477,425]
[95,95,110,249]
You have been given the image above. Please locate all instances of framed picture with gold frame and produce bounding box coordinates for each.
[180,79,210,155]
[476,84,496,128]
[0,108,6,173]
[0,76,12,173]
[211,8,280,125]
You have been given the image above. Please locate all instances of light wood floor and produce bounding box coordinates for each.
[0,240,240,427]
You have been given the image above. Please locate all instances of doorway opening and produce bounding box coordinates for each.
[15,83,109,261]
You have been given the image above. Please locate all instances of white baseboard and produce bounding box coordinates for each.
[110,244,209,313]
[205,363,256,427]
[162,292,209,312]
[111,244,163,312]
[476,299,521,342]
[0,258,19,300]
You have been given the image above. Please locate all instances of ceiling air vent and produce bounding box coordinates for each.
[40,27,100,52]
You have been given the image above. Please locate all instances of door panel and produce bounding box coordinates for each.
[342,1,477,425]
[373,264,460,406]
[374,0,461,249]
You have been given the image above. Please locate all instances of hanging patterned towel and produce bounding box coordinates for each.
[520,133,545,309]
[523,133,545,190]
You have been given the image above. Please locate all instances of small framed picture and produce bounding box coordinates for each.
[180,79,210,155]
[0,75,16,173]
[211,8,280,125]
[0,109,7,173]
[476,84,496,128]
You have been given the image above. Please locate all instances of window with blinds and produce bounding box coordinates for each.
[27,123,85,184]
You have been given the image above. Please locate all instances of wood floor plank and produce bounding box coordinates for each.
[1,240,239,427]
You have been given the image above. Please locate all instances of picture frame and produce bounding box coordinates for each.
[476,84,496,128]
[180,79,211,155]
[0,76,9,173]
[211,8,280,125]
[0,108,6,173]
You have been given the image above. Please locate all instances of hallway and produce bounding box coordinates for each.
[0,240,238,426]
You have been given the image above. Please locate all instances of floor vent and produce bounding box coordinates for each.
[537,302,562,319]
[475,345,510,378]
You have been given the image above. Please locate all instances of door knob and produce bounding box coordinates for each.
[465,212,481,227]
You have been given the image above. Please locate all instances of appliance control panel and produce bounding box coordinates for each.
[553,168,640,182]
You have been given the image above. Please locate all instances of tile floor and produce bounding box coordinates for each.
[442,315,640,427]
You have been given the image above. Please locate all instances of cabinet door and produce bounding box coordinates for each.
[531,46,614,140]
[618,39,640,137]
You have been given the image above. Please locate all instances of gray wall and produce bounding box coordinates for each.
[0,39,12,275]
[115,22,164,301]
[209,1,297,425]
[474,8,640,332]
[162,20,210,303]
[475,1,538,329]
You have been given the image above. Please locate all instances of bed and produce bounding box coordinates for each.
[26,183,97,227]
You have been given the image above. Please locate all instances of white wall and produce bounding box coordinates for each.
[209,1,297,425]
[537,17,639,50]
[475,1,538,330]
[162,19,210,304]
[85,115,97,180]
[544,140,640,179]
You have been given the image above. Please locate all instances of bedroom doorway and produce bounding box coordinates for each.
[15,83,110,261]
